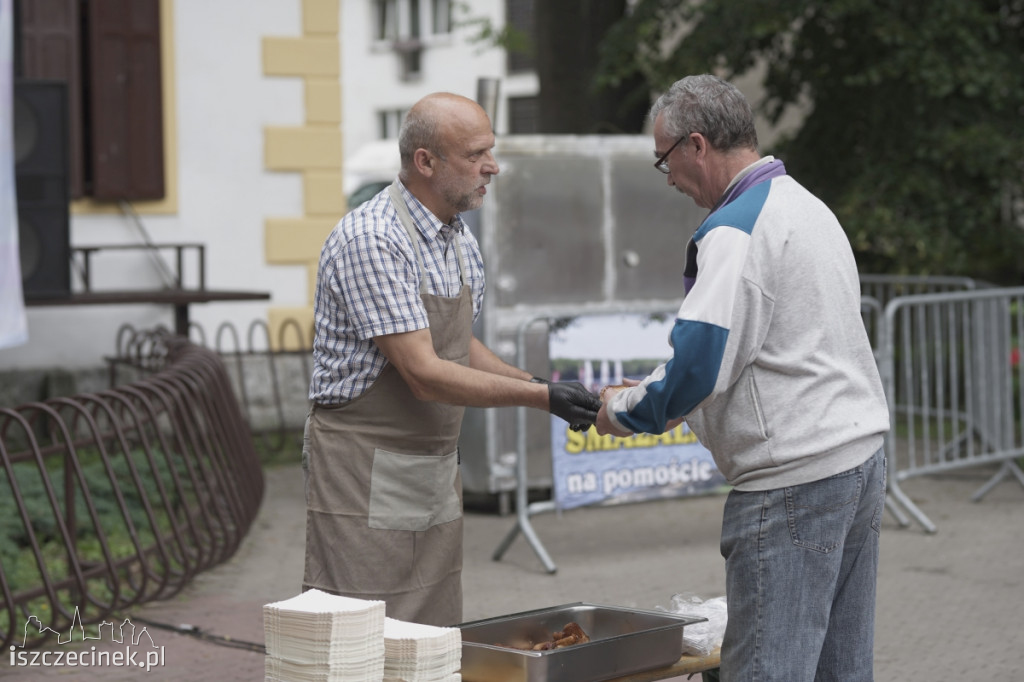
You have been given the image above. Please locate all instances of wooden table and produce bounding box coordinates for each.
[607,648,721,681]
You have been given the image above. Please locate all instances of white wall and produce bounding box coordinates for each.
[2,0,308,371]
[340,0,538,184]
[2,0,543,373]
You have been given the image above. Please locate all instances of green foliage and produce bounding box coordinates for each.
[0,447,187,597]
[597,0,1024,283]
[453,2,534,57]
[0,432,286,611]
[251,428,304,468]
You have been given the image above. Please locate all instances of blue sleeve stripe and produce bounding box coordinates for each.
[615,319,729,433]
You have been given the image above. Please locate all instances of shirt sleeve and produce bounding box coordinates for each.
[338,228,429,340]
[607,224,752,434]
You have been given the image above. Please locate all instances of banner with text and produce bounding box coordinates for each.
[550,418,726,511]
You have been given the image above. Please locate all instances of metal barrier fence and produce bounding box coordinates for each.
[860,275,977,355]
[0,329,264,650]
[184,319,314,453]
[879,287,1024,532]
[122,274,1020,545]
[494,296,907,572]
[859,274,978,307]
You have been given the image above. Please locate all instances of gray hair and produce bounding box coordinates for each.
[398,111,441,167]
[649,75,758,152]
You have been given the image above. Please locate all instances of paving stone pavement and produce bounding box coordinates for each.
[4,462,1022,681]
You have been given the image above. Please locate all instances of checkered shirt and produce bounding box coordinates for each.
[308,180,485,403]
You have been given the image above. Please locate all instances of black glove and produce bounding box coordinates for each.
[548,381,601,431]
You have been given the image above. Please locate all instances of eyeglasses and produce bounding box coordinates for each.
[653,133,688,174]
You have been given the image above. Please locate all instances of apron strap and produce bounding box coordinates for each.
[388,180,467,295]
[451,232,467,288]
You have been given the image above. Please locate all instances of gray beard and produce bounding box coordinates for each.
[445,189,482,214]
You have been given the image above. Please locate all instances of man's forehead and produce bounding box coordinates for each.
[450,130,495,153]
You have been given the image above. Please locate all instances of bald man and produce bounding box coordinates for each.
[303,93,600,625]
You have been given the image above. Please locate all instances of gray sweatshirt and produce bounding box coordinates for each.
[607,159,889,490]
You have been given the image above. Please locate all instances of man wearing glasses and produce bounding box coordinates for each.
[596,75,890,681]
[304,92,600,627]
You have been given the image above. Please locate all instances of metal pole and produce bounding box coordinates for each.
[476,78,501,128]
[492,315,558,573]
[491,304,681,572]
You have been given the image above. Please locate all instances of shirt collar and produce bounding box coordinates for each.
[711,155,787,214]
[723,156,775,195]
[395,178,465,243]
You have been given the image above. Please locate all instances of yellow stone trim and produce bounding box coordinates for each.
[305,78,341,124]
[262,0,341,342]
[72,0,178,215]
[265,217,336,264]
[262,36,339,77]
[306,261,319,304]
[268,306,315,352]
[304,171,345,216]
[303,0,339,35]
[264,127,342,170]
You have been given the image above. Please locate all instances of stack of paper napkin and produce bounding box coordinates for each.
[263,589,386,682]
[383,617,462,682]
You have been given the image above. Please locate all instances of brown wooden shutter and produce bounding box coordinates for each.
[18,0,84,198]
[87,0,165,200]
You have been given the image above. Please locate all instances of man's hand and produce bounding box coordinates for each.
[596,402,633,437]
[597,378,638,437]
[548,382,601,431]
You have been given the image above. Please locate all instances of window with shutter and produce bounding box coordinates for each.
[17,0,85,198]
[506,0,535,74]
[430,0,451,35]
[87,0,165,200]
[16,0,165,201]
[508,96,538,134]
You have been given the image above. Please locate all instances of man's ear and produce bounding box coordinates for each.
[691,133,707,159]
[413,148,436,177]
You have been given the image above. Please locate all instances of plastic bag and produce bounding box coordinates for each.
[657,593,728,657]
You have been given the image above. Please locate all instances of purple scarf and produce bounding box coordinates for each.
[713,158,787,212]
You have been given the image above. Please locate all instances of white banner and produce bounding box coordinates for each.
[547,313,727,511]
[0,0,27,349]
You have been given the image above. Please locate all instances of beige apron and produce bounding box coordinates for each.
[303,182,471,626]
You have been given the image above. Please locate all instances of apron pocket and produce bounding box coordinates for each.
[368,448,462,531]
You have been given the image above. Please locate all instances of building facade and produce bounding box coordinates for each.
[3,0,532,379]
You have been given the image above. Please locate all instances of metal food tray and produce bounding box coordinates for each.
[458,602,706,682]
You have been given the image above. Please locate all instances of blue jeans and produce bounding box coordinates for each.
[719,447,885,682]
